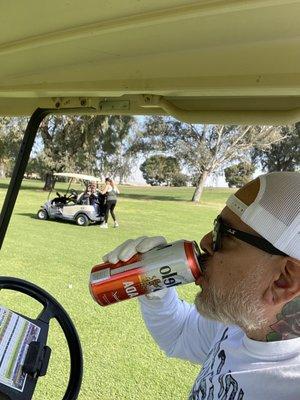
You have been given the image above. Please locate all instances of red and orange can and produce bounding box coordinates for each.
[90,240,203,306]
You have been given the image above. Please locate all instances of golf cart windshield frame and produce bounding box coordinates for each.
[0,109,53,249]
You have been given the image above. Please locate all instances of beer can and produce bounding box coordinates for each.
[89,240,203,307]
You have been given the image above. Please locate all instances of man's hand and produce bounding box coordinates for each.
[102,236,167,264]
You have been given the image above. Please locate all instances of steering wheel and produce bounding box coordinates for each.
[0,277,83,400]
[68,189,78,196]
[67,190,78,201]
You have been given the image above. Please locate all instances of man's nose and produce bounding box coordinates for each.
[200,232,214,255]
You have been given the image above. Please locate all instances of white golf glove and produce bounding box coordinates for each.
[102,236,167,263]
[102,236,169,299]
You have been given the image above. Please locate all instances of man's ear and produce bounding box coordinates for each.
[269,258,300,306]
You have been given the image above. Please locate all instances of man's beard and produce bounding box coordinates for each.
[194,268,268,332]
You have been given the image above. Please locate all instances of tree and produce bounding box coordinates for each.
[0,117,28,177]
[133,116,282,202]
[95,115,136,183]
[140,155,180,186]
[35,114,135,190]
[224,162,255,188]
[252,124,300,172]
[171,173,189,187]
[36,115,78,189]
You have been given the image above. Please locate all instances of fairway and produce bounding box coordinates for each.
[0,180,232,400]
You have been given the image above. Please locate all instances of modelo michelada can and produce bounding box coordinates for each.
[89,240,203,306]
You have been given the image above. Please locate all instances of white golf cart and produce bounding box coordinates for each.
[37,173,105,226]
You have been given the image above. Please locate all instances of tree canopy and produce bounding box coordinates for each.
[224,162,255,188]
[133,116,282,202]
[0,117,28,177]
[1,115,295,200]
[140,155,180,186]
[30,115,136,189]
[252,124,300,172]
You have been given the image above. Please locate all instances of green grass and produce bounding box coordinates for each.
[0,179,233,400]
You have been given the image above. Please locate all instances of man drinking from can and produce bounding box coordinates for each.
[102,171,300,400]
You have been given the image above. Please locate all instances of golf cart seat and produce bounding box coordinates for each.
[76,192,89,205]
[51,195,67,206]
[51,189,78,206]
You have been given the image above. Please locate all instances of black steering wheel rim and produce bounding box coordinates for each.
[0,277,83,400]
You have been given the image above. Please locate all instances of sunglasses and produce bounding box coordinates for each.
[213,215,287,257]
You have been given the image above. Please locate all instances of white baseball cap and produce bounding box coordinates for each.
[226,172,300,260]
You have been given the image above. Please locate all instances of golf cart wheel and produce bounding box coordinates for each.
[76,214,90,226]
[37,209,48,220]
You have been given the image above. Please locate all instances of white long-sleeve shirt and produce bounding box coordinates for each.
[139,288,300,400]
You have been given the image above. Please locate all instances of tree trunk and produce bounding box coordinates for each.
[191,171,209,203]
[43,172,55,191]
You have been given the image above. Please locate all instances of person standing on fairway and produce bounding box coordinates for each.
[100,177,120,228]
[103,171,300,399]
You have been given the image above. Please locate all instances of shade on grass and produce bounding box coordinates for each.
[0,179,232,400]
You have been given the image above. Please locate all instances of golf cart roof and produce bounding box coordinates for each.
[54,173,102,182]
[1,0,300,125]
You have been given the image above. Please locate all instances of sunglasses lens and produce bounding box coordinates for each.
[213,217,221,251]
